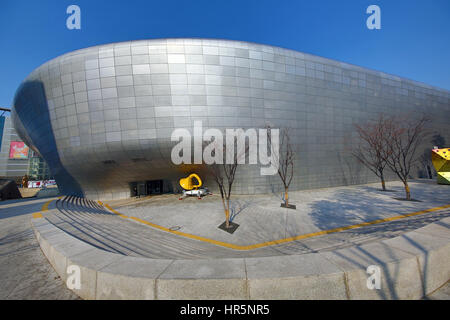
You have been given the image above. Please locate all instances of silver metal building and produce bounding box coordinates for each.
[12,39,450,200]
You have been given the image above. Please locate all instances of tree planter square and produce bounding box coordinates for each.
[281,203,296,209]
[218,221,239,234]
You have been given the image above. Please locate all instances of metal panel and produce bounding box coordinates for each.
[12,39,450,200]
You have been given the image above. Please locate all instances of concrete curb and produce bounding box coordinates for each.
[32,214,450,300]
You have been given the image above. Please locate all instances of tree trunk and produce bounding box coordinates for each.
[380,174,386,191]
[225,198,231,228]
[225,209,230,228]
[403,181,411,200]
[221,196,230,228]
[285,187,289,207]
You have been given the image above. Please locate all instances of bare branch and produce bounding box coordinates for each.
[378,114,431,199]
[352,114,390,190]
[266,125,296,206]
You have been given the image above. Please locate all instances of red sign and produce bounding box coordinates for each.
[9,141,29,159]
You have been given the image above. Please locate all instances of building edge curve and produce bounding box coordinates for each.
[12,38,450,200]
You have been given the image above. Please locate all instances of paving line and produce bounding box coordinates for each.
[31,196,64,219]
[32,212,43,219]
[99,202,129,219]
[99,201,450,251]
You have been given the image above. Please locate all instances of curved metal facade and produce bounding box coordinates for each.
[12,39,450,200]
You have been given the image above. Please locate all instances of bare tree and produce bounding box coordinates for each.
[267,126,295,208]
[205,132,249,229]
[353,114,390,191]
[207,162,235,229]
[380,114,430,200]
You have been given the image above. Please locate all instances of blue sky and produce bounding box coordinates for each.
[1,0,449,107]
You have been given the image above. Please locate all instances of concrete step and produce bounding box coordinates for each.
[44,196,271,259]
[43,196,450,260]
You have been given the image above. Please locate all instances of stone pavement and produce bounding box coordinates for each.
[34,205,450,300]
[115,180,450,247]
[1,180,449,299]
[41,180,450,259]
[0,197,78,299]
[427,281,450,300]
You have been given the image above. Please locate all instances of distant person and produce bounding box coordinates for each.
[22,175,29,189]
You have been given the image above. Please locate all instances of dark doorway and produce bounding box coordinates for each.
[130,180,163,197]
[137,182,146,196]
[147,180,163,195]
[130,182,138,197]
[129,181,146,197]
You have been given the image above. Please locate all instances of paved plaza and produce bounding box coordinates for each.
[112,180,450,253]
[0,179,449,299]
[0,197,78,299]
[41,180,450,259]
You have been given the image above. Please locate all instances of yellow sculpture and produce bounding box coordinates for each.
[432,148,450,185]
[180,173,202,190]
[179,173,209,199]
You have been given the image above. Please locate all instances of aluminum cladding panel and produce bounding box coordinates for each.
[12,39,450,200]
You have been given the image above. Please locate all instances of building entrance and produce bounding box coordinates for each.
[130,180,163,197]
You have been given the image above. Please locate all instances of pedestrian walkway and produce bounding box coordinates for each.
[41,180,450,259]
[0,196,78,299]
